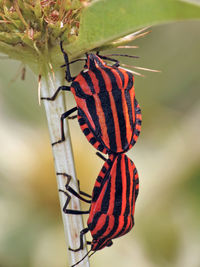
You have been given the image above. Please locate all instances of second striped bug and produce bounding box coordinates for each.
[58,153,139,266]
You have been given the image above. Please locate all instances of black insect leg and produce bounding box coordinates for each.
[69,228,89,252]
[57,172,71,188]
[68,115,78,120]
[41,85,70,101]
[57,172,91,203]
[96,152,107,161]
[61,58,86,68]
[77,180,92,199]
[59,189,90,214]
[52,107,77,145]
[60,41,77,82]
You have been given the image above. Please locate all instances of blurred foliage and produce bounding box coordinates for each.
[0,20,200,267]
[66,0,200,55]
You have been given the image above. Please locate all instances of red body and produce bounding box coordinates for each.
[87,154,139,251]
[70,54,142,154]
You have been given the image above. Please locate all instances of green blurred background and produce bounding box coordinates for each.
[0,21,200,267]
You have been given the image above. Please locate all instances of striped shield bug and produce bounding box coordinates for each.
[41,42,142,153]
[58,153,139,266]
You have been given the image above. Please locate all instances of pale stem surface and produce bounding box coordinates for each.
[41,69,90,267]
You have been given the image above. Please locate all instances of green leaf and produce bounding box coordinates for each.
[66,0,200,56]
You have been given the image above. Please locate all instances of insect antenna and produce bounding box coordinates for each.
[89,250,97,258]
[61,58,86,68]
[71,249,92,267]
[103,53,139,59]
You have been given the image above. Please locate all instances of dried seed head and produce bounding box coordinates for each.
[0,0,90,62]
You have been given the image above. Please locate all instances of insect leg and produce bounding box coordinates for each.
[57,173,91,203]
[59,189,90,214]
[77,180,92,199]
[41,85,70,101]
[57,172,91,203]
[61,58,86,68]
[57,172,91,201]
[52,107,77,145]
[60,41,76,82]
[69,228,89,252]
[96,152,107,161]
[68,115,78,120]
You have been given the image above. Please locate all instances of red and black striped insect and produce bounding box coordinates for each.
[41,42,142,154]
[58,153,139,266]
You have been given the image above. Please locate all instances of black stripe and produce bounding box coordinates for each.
[130,98,142,146]
[125,72,134,91]
[78,107,101,147]
[134,167,139,202]
[115,68,125,87]
[90,137,97,145]
[103,215,119,241]
[88,212,101,231]
[97,144,105,152]
[136,119,142,126]
[92,215,109,239]
[114,215,128,238]
[92,68,117,151]
[81,71,96,94]
[91,161,113,204]
[133,168,137,176]
[111,85,127,149]
[131,168,137,209]
[92,186,101,202]
[113,155,122,215]
[107,159,113,166]
[93,237,111,250]
[83,128,90,136]
[135,130,140,136]
[104,68,128,149]
[135,189,139,202]
[125,88,134,130]
[97,176,103,183]
[131,215,135,229]
[101,175,111,213]
[78,117,85,125]
[124,156,130,216]
[102,166,107,173]
[85,96,101,134]
[71,81,87,98]
[125,216,134,235]
[136,106,141,112]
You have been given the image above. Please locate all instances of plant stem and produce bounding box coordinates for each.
[40,67,90,267]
